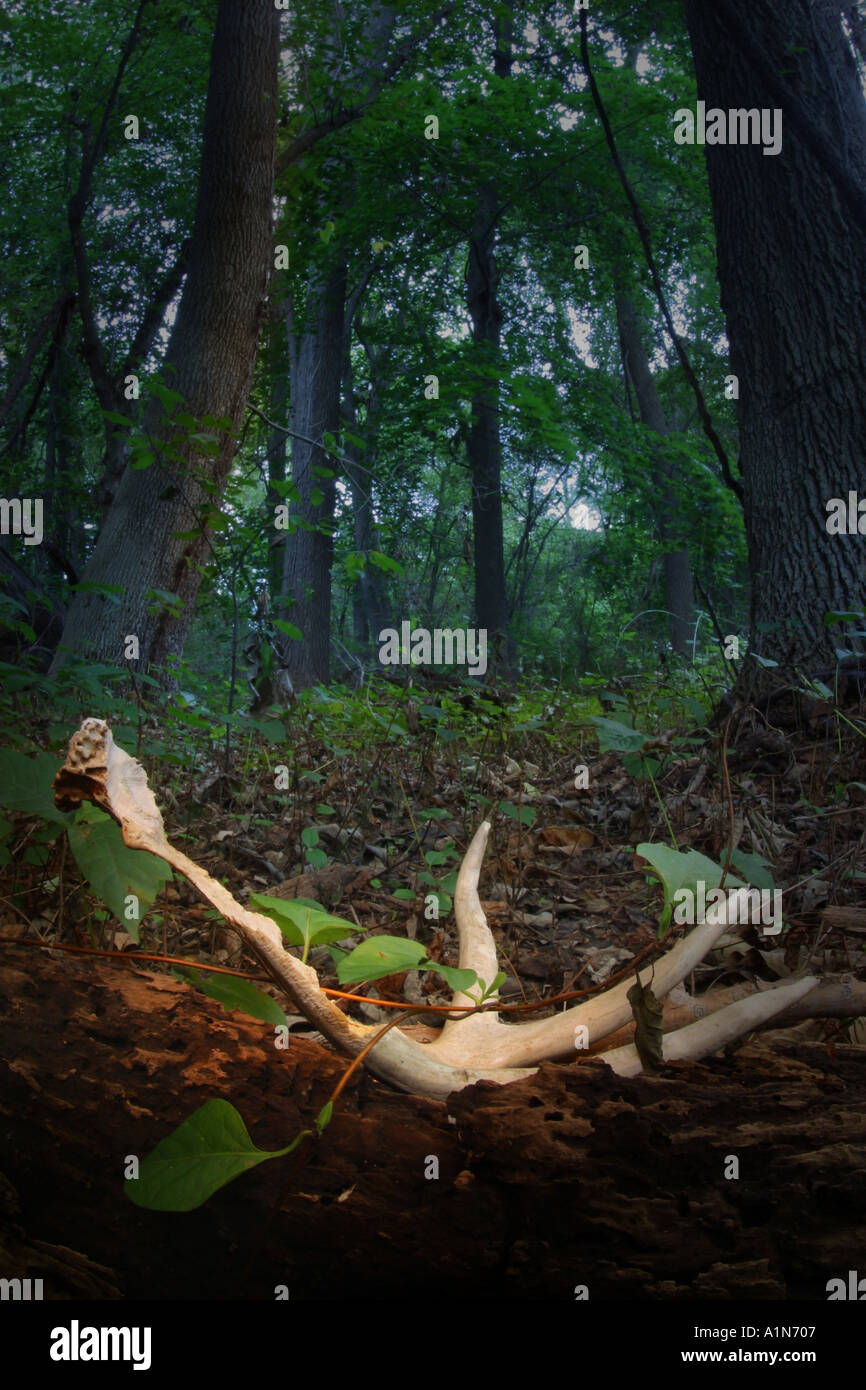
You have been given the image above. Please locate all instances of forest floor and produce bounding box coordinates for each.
[1,680,865,1299]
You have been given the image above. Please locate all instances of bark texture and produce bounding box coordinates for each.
[465,21,514,676]
[49,0,279,678]
[1,944,865,1300]
[616,290,696,657]
[280,263,348,688]
[683,0,866,678]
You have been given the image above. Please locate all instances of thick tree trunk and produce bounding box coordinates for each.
[616,291,696,658]
[2,943,865,1299]
[49,0,279,678]
[279,263,348,689]
[683,0,866,681]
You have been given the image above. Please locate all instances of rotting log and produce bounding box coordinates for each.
[1,944,865,1300]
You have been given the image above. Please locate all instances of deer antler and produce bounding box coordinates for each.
[54,720,833,1099]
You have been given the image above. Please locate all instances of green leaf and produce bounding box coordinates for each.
[272,619,302,640]
[305,847,328,869]
[425,960,477,992]
[69,581,124,602]
[622,752,661,780]
[498,801,536,827]
[590,716,648,753]
[249,894,357,953]
[316,1101,333,1135]
[636,843,743,935]
[337,935,428,985]
[368,550,404,575]
[254,719,285,744]
[67,804,172,939]
[824,610,864,626]
[727,849,776,893]
[125,1099,299,1211]
[0,749,73,825]
[301,826,319,848]
[172,967,287,1026]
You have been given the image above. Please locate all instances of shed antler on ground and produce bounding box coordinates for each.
[54,719,860,1100]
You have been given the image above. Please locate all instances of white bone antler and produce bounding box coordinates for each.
[54,721,834,1099]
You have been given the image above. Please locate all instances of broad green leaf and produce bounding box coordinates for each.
[125,1099,299,1211]
[249,894,357,953]
[425,960,477,992]
[590,716,648,753]
[368,550,404,575]
[337,935,428,985]
[0,749,73,825]
[273,619,302,640]
[67,804,172,939]
[172,967,287,1026]
[636,843,743,934]
[254,719,285,744]
[728,849,775,893]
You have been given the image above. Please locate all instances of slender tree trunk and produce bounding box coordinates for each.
[280,262,347,688]
[683,0,866,681]
[49,0,279,678]
[265,301,290,603]
[616,291,696,658]
[465,18,513,677]
[342,336,390,650]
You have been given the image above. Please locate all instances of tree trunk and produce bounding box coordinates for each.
[49,0,279,678]
[683,0,866,682]
[465,20,514,678]
[616,290,696,658]
[265,301,290,603]
[279,263,348,689]
[343,333,390,651]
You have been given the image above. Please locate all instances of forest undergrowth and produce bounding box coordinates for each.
[2,659,864,1049]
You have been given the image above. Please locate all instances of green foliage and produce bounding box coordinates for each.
[125,1099,298,1212]
[0,747,171,940]
[249,894,359,965]
[66,805,172,942]
[172,967,288,1027]
[336,934,476,993]
[636,842,744,937]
